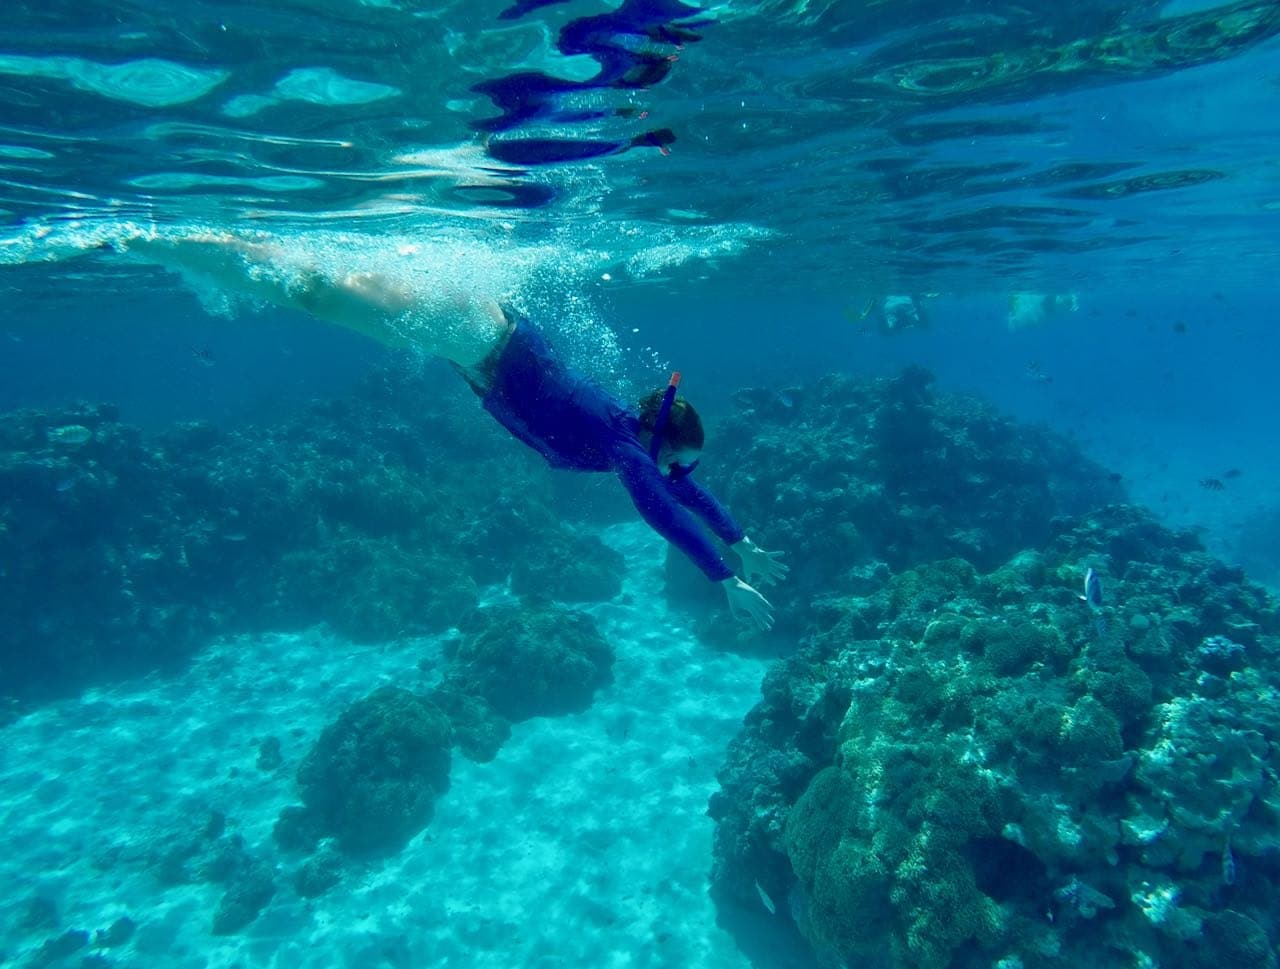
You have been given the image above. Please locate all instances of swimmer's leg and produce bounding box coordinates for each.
[117,232,509,366]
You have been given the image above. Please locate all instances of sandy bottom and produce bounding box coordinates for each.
[0,523,768,969]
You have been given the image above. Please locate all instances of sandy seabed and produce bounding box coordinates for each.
[0,522,768,969]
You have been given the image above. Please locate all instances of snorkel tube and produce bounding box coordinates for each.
[648,371,681,460]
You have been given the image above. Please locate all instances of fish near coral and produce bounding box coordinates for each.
[1079,567,1107,636]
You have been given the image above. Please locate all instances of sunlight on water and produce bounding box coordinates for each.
[1,0,1276,289]
[0,53,229,107]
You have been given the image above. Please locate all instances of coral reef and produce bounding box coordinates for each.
[425,685,512,763]
[665,370,1122,634]
[280,687,452,856]
[12,361,1278,967]
[711,504,1280,968]
[271,536,480,642]
[0,364,625,703]
[441,602,615,723]
[293,845,344,900]
[211,861,276,936]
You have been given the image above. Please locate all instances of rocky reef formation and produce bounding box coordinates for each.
[0,365,625,703]
[710,504,1280,968]
[87,803,277,938]
[11,357,1277,965]
[276,687,453,857]
[425,601,615,762]
[441,602,614,723]
[666,369,1122,638]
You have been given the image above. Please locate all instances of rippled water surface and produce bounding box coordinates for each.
[3,0,1278,294]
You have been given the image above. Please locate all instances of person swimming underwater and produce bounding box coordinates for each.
[111,231,786,629]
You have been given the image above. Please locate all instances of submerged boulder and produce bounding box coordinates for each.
[282,687,452,856]
[443,602,614,722]
[272,536,479,642]
[668,371,1123,634]
[711,505,1280,969]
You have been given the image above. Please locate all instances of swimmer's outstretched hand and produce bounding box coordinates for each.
[735,535,788,588]
[725,577,774,631]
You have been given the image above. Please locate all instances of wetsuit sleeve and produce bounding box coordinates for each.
[668,476,747,546]
[614,451,736,582]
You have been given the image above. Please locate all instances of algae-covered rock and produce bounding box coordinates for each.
[273,536,479,642]
[686,370,1123,636]
[426,686,512,762]
[211,862,275,935]
[510,530,625,602]
[442,602,614,722]
[712,505,1280,969]
[285,687,452,856]
[293,846,344,900]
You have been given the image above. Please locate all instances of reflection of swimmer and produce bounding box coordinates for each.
[112,232,786,629]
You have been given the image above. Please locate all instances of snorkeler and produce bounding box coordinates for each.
[875,294,930,333]
[111,231,786,629]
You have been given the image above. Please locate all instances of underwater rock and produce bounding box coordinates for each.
[442,602,614,722]
[272,805,325,855]
[137,807,240,887]
[25,929,89,967]
[92,916,136,948]
[286,687,452,856]
[0,367,562,703]
[210,861,276,935]
[710,505,1280,968]
[426,686,512,762]
[510,529,624,602]
[15,896,59,933]
[1053,876,1115,919]
[293,845,344,899]
[272,536,479,642]
[256,735,284,773]
[672,370,1122,636]
[1199,910,1278,969]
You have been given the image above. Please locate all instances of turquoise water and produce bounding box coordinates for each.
[3,2,1280,968]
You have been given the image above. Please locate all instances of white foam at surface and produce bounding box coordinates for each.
[0,522,766,968]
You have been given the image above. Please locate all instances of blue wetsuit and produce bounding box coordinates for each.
[472,317,744,581]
